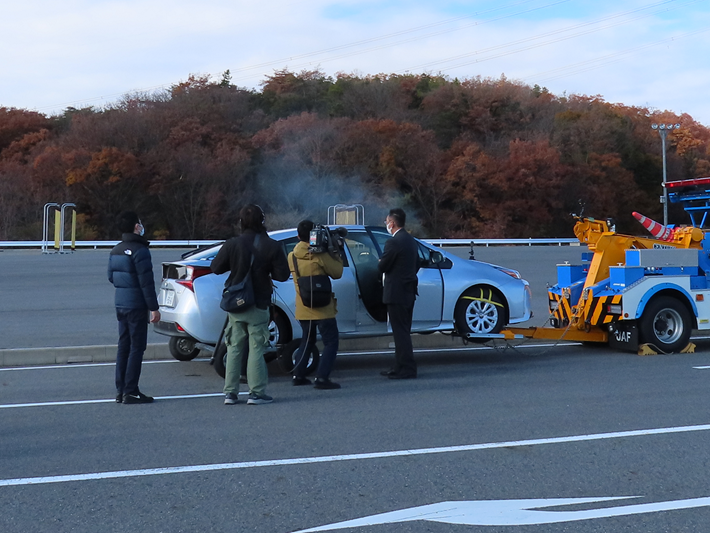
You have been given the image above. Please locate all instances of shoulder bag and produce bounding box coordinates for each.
[220,234,260,313]
[291,254,332,308]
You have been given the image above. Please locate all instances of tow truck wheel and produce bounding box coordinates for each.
[639,296,692,353]
[277,339,319,376]
[455,286,506,339]
[169,337,200,361]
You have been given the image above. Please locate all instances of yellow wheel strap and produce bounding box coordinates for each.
[461,288,504,308]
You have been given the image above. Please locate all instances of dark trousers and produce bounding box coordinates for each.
[115,308,149,395]
[388,303,417,375]
[294,318,339,380]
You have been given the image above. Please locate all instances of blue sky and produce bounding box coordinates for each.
[2,0,709,125]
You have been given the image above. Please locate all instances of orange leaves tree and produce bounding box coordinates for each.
[3,70,710,239]
[446,139,568,238]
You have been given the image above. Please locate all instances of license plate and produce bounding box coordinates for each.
[163,289,175,308]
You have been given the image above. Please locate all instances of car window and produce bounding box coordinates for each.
[281,237,299,258]
[280,236,349,267]
[369,228,390,255]
[345,232,380,262]
[182,244,223,261]
[417,242,433,266]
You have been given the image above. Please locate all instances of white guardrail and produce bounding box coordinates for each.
[0,238,580,249]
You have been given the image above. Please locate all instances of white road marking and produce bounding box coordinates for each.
[295,496,710,531]
[0,343,582,372]
[338,342,581,356]
[1,423,708,488]
[693,366,710,369]
[0,392,233,409]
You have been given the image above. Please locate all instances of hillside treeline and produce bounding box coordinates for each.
[1,69,709,241]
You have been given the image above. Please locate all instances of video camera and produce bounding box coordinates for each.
[309,225,348,255]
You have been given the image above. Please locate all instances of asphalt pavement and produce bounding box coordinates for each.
[0,245,575,351]
[1,341,710,532]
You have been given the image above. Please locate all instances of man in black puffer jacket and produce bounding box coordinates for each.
[108,211,161,404]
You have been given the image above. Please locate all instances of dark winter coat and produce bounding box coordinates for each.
[378,228,420,306]
[108,233,159,311]
[210,229,290,310]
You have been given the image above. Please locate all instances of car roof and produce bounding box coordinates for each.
[176,226,377,262]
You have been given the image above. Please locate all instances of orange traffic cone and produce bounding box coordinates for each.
[632,211,674,241]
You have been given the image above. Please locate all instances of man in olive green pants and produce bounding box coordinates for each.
[211,204,289,405]
[223,306,271,399]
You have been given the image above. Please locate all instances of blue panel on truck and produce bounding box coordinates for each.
[557,264,587,286]
[610,266,644,288]
[690,276,708,290]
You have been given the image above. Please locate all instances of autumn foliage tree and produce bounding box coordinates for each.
[1,70,709,240]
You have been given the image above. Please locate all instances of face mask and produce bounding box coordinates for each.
[138,221,145,237]
[386,221,394,235]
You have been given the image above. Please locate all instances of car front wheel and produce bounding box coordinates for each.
[455,286,507,337]
[269,312,290,349]
[277,339,319,376]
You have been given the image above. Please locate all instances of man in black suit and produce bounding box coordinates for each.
[378,208,420,379]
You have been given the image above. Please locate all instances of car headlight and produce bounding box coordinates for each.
[495,266,522,280]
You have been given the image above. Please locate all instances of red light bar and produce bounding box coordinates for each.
[665,177,710,189]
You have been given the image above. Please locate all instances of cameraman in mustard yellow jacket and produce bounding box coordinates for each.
[288,220,344,389]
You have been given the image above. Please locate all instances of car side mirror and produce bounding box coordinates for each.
[430,251,444,265]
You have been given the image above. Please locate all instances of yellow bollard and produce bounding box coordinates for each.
[71,209,77,251]
[53,209,61,250]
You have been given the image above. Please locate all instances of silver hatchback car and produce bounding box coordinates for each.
[154,225,532,375]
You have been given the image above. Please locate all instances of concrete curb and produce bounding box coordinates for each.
[0,344,171,367]
[0,333,470,367]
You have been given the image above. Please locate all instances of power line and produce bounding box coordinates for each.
[32,0,704,112]
[524,27,710,85]
[32,0,570,111]
[402,0,700,72]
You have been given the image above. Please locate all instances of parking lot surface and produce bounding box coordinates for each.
[0,245,566,350]
[2,340,710,532]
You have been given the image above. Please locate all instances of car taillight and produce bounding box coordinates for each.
[175,265,212,292]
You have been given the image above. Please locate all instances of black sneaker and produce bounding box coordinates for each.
[292,377,312,386]
[123,391,154,404]
[224,392,239,405]
[116,393,123,404]
[247,393,273,405]
[314,378,341,390]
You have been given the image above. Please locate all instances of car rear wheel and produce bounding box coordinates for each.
[213,342,228,378]
[455,286,507,338]
[168,337,200,361]
[277,339,319,376]
[639,296,692,353]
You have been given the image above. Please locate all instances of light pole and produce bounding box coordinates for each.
[651,122,681,226]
